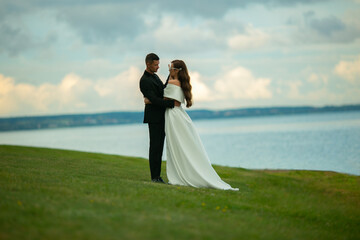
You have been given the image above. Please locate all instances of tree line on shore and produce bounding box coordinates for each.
[0,104,359,131]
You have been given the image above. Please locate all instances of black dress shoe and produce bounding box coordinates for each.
[158,177,165,184]
[152,177,166,184]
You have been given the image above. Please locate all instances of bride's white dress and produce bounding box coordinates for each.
[164,84,238,191]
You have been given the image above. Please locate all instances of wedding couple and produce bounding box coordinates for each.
[139,53,238,191]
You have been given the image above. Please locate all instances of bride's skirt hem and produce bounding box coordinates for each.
[165,107,239,192]
[168,181,239,191]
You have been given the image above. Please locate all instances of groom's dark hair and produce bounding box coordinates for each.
[145,53,159,64]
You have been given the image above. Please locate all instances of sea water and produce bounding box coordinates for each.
[1,111,359,175]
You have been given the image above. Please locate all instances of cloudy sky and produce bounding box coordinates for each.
[1,0,360,117]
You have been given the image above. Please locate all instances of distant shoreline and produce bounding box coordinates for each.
[1,104,359,132]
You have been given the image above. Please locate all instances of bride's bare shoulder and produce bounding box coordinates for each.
[169,79,181,86]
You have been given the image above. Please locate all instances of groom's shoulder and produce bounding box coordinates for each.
[140,72,156,90]
[140,70,155,81]
[140,72,150,84]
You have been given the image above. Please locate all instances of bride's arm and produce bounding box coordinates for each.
[165,79,181,106]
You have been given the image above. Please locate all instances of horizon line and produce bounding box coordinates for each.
[1,103,360,120]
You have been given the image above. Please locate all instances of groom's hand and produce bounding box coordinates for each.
[144,97,152,104]
[174,101,181,107]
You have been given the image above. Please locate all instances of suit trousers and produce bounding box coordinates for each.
[148,122,165,179]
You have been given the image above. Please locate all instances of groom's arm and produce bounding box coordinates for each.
[163,74,170,88]
[140,79,175,108]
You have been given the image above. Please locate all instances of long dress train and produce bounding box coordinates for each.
[164,84,238,191]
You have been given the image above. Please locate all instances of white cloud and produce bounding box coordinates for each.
[286,80,303,99]
[214,66,272,99]
[0,73,97,115]
[0,74,18,114]
[184,66,273,109]
[190,71,212,102]
[334,56,360,83]
[94,66,143,109]
[139,15,220,53]
[307,73,328,85]
[278,75,360,106]
[0,66,274,117]
[228,25,269,51]
[297,88,343,104]
[0,67,144,117]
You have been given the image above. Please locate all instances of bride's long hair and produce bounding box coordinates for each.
[172,60,192,108]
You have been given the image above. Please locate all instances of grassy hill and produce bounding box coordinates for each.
[0,145,359,240]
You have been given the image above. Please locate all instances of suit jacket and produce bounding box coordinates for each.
[139,70,175,123]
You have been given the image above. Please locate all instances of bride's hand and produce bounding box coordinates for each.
[144,97,152,104]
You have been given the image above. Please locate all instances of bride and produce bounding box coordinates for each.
[146,60,238,191]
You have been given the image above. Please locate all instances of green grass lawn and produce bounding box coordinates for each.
[0,145,359,240]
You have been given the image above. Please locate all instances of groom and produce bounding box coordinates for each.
[139,53,179,183]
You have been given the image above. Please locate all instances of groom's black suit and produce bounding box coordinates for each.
[139,70,175,180]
